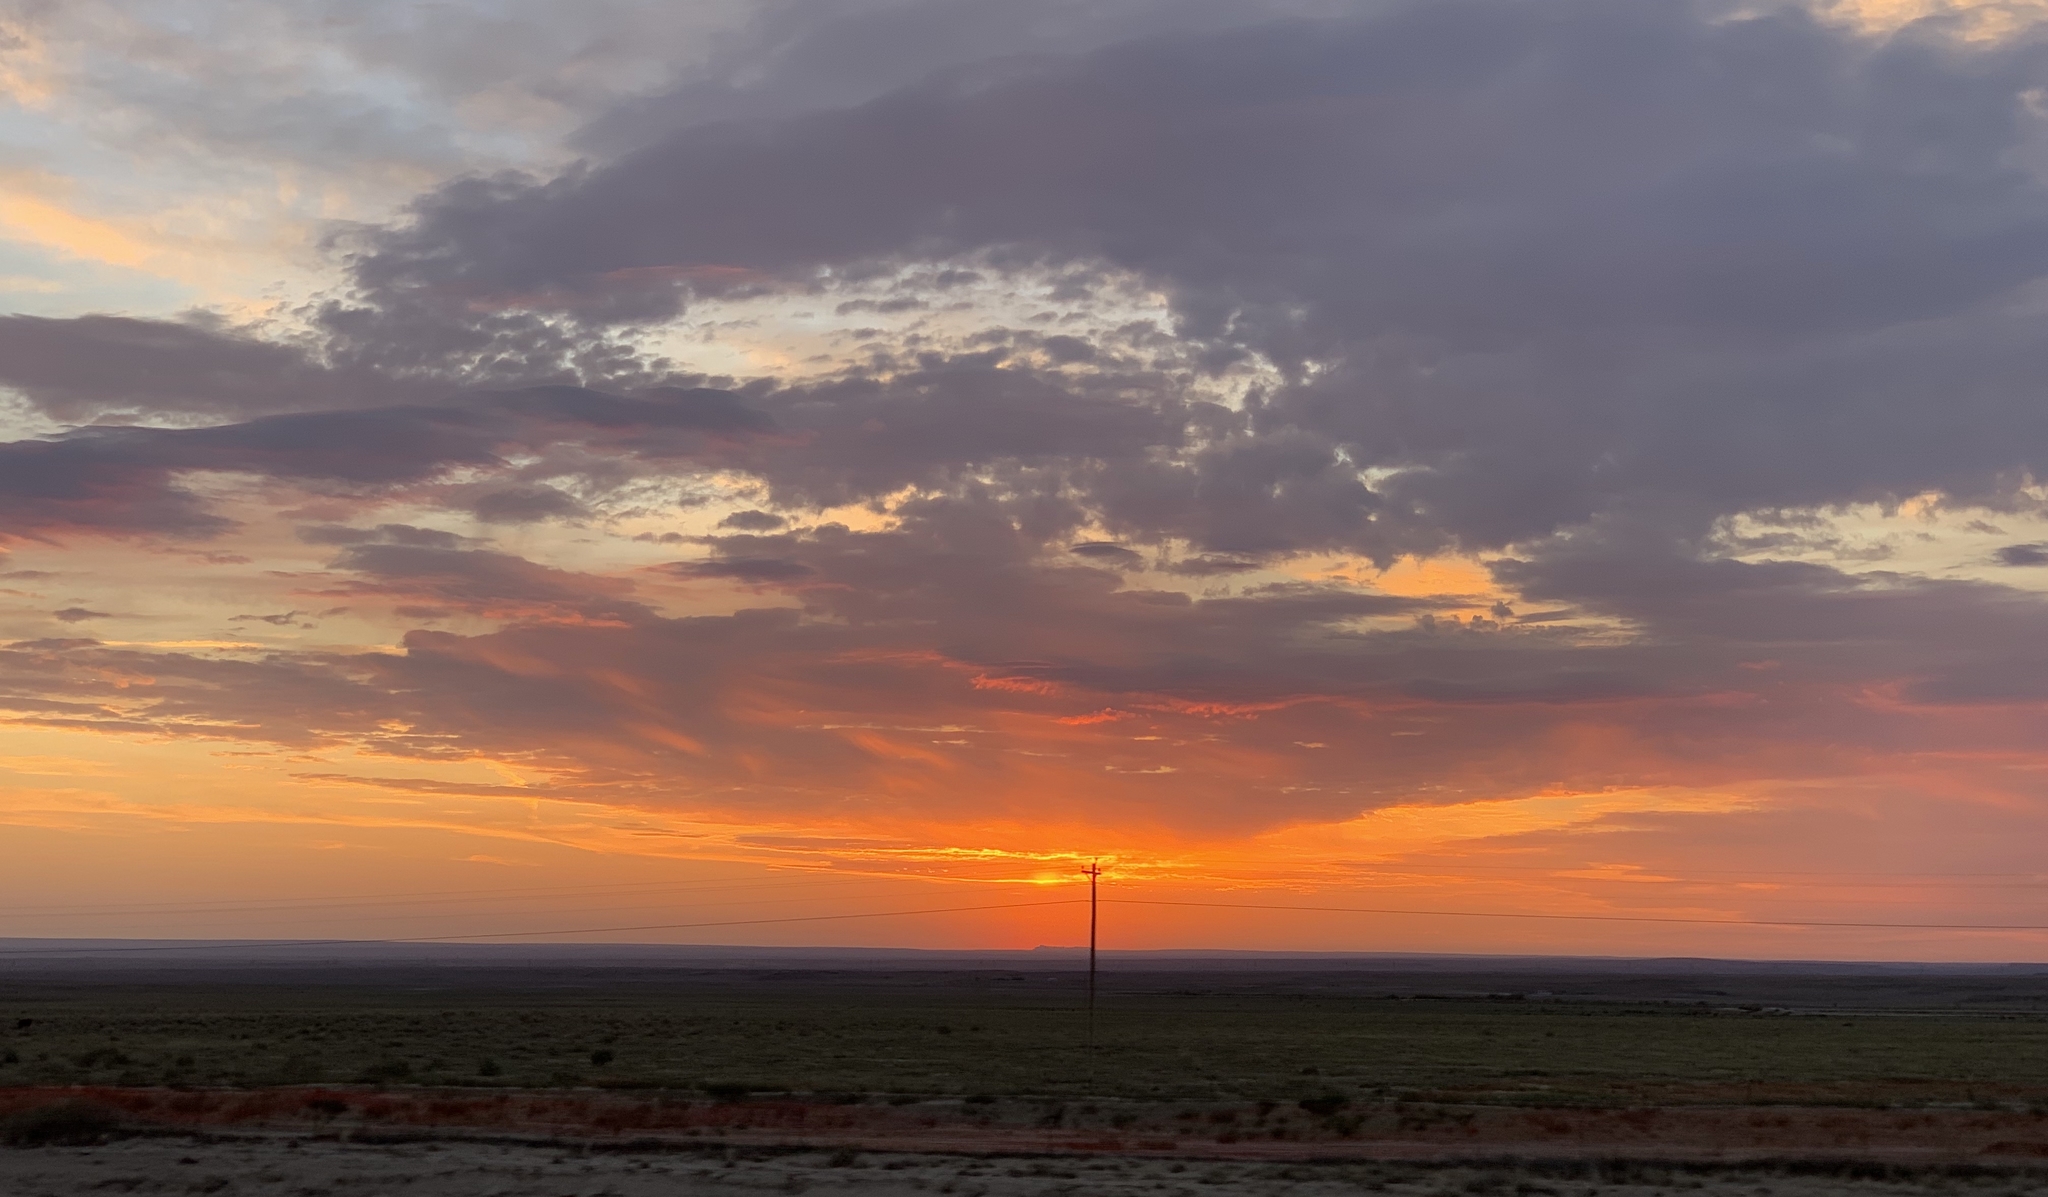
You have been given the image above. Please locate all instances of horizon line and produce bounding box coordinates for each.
[0,937,2043,970]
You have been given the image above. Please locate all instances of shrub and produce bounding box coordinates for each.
[1299,1094,1351,1117]
[357,1059,412,1084]
[1,1101,120,1146]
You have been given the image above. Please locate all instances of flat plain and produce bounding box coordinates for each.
[7,955,2048,1192]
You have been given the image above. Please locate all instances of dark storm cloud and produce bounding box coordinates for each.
[338,0,2048,562]
[1164,555,1261,576]
[9,483,2045,833]
[19,1,2048,567]
[13,495,2030,830]
[0,636,404,749]
[1070,541,1143,567]
[16,0,2048,839]
[0,435,231,541]
[668,498,1441,691]
[0,380,777,540]
[574,0,1360,156]
[0,314,424,422]
[0,508,1488,826]
[325,543,654,623]
[156,406,505,482]
[667,556,817,583]
[467,484,588,523]
[488,384,776,436]
[740,360,1200,512]
[296,523,476,549]
[1488,514,2048,706]
[0,405,508,541]
[39,0,2039,561]
[718,510,787,531]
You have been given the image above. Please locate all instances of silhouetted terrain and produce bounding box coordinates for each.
[9,946,2048,1193]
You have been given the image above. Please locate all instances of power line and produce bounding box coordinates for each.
[1107,897,2048,932]
[13,887,2048,959]
[1322,863,2048,880]
[1086,854,2048,881]
[0,898,1090,957]
[3,878,1048,924]
[0,862,1076,919]
[10,860,2047,922]
[0,876,804,916]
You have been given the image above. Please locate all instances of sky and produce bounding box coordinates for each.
[6,0,2048,959]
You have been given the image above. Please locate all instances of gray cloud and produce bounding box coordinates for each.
[0,379,776,541]
[718,510,788,531]
[668,555,817,583]
[0,315,430,423]
[1070,541,1142,567]
[1164,555,1261,576]
[335,0,2048,563]
[9,474,2048,836]
[488,384,776,437]
[469,484,588,523]
[16,0,2048,840]
[575,0,1357,156]
[296,523,476,549]
[741,360,1198,513]
[325,543,654,623]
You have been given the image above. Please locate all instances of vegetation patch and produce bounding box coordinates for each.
[1,1100,122,1147]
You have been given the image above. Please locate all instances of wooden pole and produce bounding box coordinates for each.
[1086,860,1101,1047]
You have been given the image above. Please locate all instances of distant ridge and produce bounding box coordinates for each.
[0,938,2041,973]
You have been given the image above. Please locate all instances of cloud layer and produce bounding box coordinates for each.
[8,0,2048,932]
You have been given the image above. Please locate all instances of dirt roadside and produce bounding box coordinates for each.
[9,1086,2048,1165]
[6,1136,2048,1197]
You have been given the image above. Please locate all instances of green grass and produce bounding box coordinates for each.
[7,977,2048,1107]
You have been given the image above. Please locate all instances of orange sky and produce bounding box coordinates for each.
[7,0,2048,961]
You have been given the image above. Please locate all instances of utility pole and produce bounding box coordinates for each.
[1085,859,1101,1047]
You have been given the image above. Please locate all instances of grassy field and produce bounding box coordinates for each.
[12,1136,2048,1197]
[6,966,2048,1107]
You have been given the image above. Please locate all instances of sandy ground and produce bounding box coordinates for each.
[6,1137,2048,1197]
[16,1087,2048,1164]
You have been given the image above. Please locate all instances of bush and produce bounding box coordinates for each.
[589,1049,614,1066]
[1299,1094,1351,1117]
[357,1059,412,1084]
[2,1101,121,1146]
